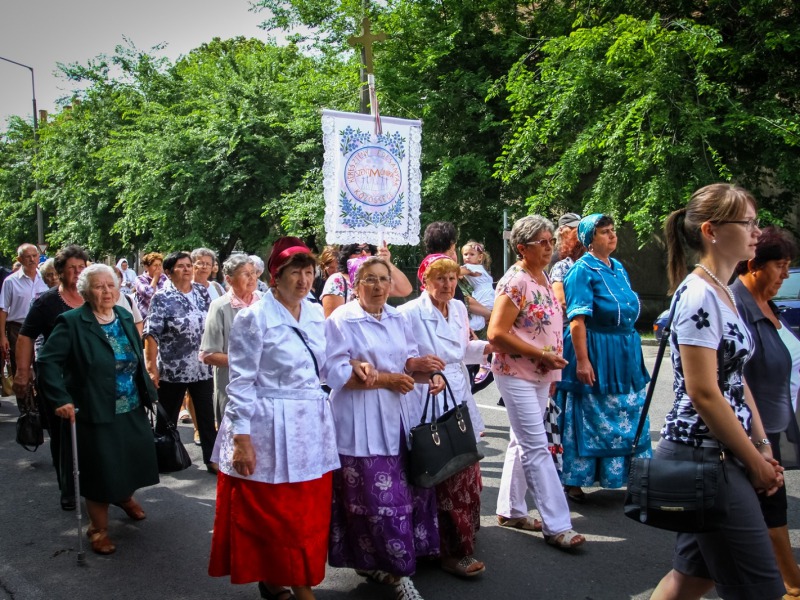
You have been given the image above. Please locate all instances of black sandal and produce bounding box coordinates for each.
[564,486,586,503]
[257,582,295,600]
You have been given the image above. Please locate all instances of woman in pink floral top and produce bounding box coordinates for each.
[488,215,586,551]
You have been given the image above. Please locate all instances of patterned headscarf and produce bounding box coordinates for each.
[577,213,605,248]
[417,253,450,291]
[347,256,370,287]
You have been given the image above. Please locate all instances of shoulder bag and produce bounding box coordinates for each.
[409,371,484,488]
[150,402,192,473]
[623,302,729,533]
[16,383,44,452]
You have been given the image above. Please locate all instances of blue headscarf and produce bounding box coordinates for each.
[577,213,605,247]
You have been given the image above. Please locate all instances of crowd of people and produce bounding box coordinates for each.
[2,182,799,600]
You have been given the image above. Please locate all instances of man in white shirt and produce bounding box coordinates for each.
[0,244,48,406]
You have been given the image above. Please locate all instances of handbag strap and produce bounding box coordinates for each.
[418,371,455,425]
[632,301,677,449]
[632,300,728,450]
[290,326,320,379]
[149,401,178,431]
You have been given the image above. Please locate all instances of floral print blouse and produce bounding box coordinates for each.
[144,281,212,383]
[549,256,574,283]
[321,272,355,303]
[661,275,753,447]
[491,263,564,383]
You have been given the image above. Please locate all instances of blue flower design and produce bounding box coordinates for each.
[340,191,405,229]
[726,322,745,343]
[376,131,406,160]
[691,308,710,329]
[339,126,372,155]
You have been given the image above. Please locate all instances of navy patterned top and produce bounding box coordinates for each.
[144,281,212,383]
[100,317,140,414]
[661,274,753,447]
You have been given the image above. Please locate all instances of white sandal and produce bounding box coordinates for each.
[544,529,586,550]
[394,577,424,600]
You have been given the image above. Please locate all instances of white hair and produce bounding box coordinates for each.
[76,264,118,299]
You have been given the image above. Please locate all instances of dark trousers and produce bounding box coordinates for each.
[156,379,215,465]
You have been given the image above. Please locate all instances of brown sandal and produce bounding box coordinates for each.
[115,497,146,521]
[87,528,116,555]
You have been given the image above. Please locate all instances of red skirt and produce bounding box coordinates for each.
[208,471,333,586]
[435,463,482,558]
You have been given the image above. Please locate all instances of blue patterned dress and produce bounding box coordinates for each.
[555,253,651,488]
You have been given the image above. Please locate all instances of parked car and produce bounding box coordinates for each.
[653,309,670,342]
[775,266,800,335]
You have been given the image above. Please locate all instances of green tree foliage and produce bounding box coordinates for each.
[0,117,39,257]
[6,37,358,261]
[497,3,800,238]
[255,0,535,249]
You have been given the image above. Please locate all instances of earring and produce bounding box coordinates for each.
[711,239,716,244]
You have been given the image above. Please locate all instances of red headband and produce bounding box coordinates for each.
[267,238,311,280]
[417,253,451,290]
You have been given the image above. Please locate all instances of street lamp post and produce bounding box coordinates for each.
[0,55,45,248]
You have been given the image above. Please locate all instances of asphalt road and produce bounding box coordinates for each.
[1,345,798,600]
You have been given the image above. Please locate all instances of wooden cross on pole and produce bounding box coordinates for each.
[348,16,386,114]
[348,16,386,75]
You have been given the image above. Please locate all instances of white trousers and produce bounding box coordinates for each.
[494,374,572,536]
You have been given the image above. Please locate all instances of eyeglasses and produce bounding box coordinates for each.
[714,218,761,232]
[359,276,392,286]
[194,262,213,269]
[526,238,555,248]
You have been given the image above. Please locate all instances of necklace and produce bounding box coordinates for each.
[93,311,115,324]
[694,263,736,307]
[58,288,83,308]
[365,310,383,320]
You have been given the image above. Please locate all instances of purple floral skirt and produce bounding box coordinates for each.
[328,447,440,577]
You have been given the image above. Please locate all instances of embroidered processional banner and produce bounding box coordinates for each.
[322,109,422,245]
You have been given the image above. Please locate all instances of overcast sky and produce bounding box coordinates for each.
[0,0,277,126]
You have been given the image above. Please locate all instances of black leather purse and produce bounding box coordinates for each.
[15,384,44,452]
[623,302,729,533]
[150,402,192,473]
[409,372,484,488]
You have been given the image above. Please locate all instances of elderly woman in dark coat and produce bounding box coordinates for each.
[38,264,159,555]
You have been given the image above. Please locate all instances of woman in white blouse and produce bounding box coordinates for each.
[399,254,491,578]
[208,237,340,600]
[324,256,445,600]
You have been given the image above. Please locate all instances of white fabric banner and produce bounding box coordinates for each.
[322,109,422,245]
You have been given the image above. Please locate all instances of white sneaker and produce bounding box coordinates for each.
[394,577,424,600]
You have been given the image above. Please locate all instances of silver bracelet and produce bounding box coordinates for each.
[753,438,771,448]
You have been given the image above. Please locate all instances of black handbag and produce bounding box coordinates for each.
[15,384,44,452]
[150,402,192,473]
[623,302,729,532]
[409,371,484,488]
